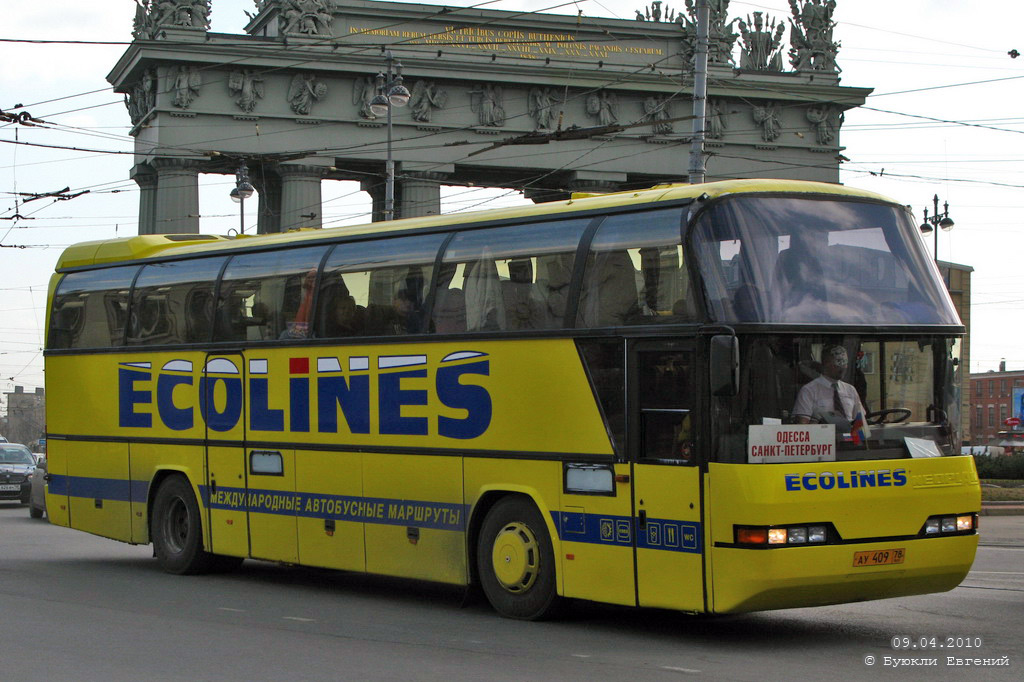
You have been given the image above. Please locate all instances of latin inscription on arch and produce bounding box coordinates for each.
[349,25,665,62]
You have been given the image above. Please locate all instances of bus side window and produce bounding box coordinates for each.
[638,350,695,463]
[213,246,328,343]
[48,300,84,349]
[46,266,137,349]
[127,258,225,346]
[437,218,589,332]
[578,249,641,327]
[578,207,692,327]
[318,234,444,338]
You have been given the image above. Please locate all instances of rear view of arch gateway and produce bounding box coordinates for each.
[44,180,979,619]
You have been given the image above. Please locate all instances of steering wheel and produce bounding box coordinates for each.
[866,408,912,425]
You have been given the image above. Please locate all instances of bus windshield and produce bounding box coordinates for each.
[692,196,961,325]
[714,334,962,463]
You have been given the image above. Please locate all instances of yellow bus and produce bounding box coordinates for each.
[43,179,979,619]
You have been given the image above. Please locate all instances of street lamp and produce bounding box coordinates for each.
[919,193,954,265]
[369,51,410,221]
[230,161,256,234]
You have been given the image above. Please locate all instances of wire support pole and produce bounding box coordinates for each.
[688,0,709,185]
[384,52,397,221]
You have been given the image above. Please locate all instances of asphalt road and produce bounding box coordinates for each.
[2,503,1021,682]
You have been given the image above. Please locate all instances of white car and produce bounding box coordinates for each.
[29,457,47,519]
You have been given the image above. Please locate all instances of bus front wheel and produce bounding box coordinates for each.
[152,475,214,575]
[477,496,561,620]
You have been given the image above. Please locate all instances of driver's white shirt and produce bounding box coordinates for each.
[792,375,866,422]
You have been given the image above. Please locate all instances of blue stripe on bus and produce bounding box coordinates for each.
[47,474,140,502]
[47,475,701,553]
[552,511,703,554]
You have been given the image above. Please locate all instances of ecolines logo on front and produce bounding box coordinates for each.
[117,351,492,440]
[784,469,908,491]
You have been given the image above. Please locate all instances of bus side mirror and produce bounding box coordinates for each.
[710,334,739,397]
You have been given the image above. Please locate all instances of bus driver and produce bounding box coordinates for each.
[792,345,867,426]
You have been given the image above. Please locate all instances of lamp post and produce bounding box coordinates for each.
[369,51,411,221]
[919,194,954,265]
[229,161,255,233]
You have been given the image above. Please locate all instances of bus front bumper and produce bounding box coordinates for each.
[710,534,978,613]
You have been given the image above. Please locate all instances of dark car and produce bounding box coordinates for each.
[0,443,35,504]
[29,457,47,519]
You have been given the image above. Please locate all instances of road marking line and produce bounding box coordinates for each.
[283,616,316,622]
[217,607,246,612]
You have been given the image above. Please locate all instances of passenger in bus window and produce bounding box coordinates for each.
[367,288,418,335]
[501,258,540,330]
[434,287,467,333]
[792,345,866,426]
[324,287,366,337]
[281,269,317,339]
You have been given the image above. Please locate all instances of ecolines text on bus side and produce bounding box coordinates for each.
[117,351,492,440]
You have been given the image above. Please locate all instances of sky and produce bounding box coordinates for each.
[1,0,1022,417]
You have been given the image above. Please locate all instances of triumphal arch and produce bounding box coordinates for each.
[109,0,867,233]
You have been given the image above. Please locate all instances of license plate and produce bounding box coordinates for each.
[0,484,20,492]
[853,548,905,567]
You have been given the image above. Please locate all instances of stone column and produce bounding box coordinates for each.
[152,158,200,234]
[279,164,325,231]
[256,168,282,235]
[361,178,385,223]
[398,171,446,219]
[131,164,157,235]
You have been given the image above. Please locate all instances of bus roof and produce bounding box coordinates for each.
[54,179,897,271]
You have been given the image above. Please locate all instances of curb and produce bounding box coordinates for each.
[980,504,1024,516]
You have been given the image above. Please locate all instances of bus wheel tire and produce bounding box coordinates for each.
[477,496,561,620]
[152,475,213,575]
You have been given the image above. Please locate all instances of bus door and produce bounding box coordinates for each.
[240,352,297,563]
[629,340,705,612]
[202,353,299,563]
[203,353,251,559]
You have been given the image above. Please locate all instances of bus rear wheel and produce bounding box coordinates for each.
[152,475,215,575]
[477,496,561,620]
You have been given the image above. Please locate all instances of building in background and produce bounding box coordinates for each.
[2,386,46,447]
[969,361,1024,451]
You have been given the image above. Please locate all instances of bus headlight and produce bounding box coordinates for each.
[735,523,833,547]
[807,525,828,543]
[919,513,976,537]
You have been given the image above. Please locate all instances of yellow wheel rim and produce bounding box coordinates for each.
[491,521,540,593]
